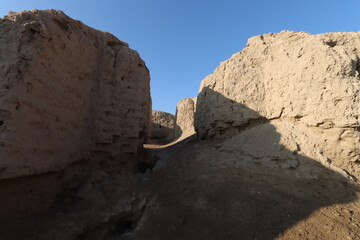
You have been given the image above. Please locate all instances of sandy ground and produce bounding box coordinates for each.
[130,137,360,240]
[1,136,360,240]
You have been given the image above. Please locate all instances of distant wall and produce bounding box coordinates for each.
[150,110,175,142]
[174,97,196,139]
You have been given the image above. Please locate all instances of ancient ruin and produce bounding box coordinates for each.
[0,10,359,240]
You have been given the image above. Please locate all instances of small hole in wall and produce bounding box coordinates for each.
[106,40,118,47]
[28,28,36,36]
[0,120,4,126]
[137,162,155,173]
[356,60,360,78]
[53,18,69,31]
[325,40,337,47]
[115,220,134,234]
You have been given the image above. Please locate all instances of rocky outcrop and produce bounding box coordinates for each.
[195,31,360,179]
[150,110,175,142]
[174,97,196,139]
[0,10,151,178]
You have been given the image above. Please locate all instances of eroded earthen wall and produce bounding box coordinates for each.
[195,31,360,179]
[0,10,151,179]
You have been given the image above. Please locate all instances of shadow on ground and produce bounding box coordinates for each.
[0,89,358,240]
[130,88,359,240]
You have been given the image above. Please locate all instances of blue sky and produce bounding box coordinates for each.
[2,0,360,114]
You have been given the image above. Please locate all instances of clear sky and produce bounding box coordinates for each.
[1,0,360,114]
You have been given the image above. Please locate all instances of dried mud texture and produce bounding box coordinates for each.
[150,110,175,142]
[174,97,196,139]
[0,10,151,180]
[195,31,360,179]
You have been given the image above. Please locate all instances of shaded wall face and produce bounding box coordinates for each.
[0,10,151,179]
[195,31,360,179]
[197,31,360,134]
[196,71,359,180]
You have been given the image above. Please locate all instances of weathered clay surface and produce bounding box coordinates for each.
[220,121,358,179]
[150,110,175,141]
[195,31,360,179]
[1,25,360,240]
[0,10,151,179]
[174,97,196,139]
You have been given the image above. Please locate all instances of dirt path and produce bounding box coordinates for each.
[1,136,359,240]
[128,137,360,240]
